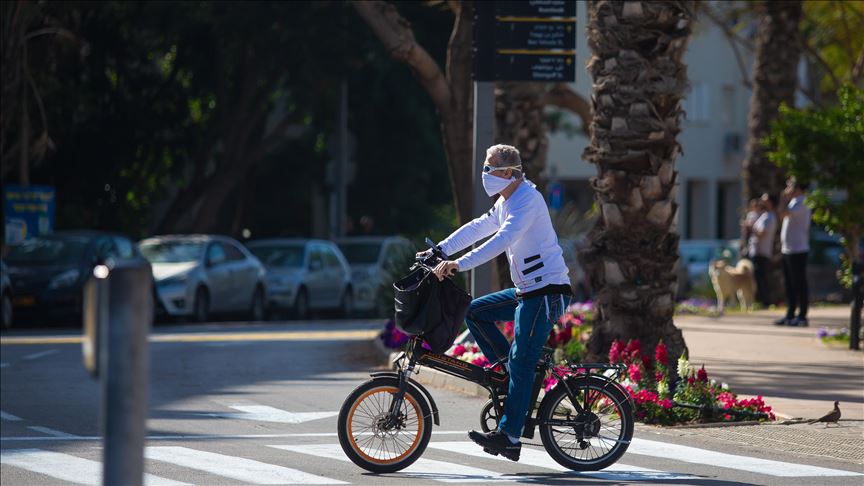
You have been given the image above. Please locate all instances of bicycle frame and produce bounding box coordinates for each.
[386,336,627,439]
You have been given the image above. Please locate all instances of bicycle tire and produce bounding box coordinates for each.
[337,377,432,473]
[538,375,634,471]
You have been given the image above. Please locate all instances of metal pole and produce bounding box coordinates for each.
[471,81,495,297]
[101,259,153,486]
[337,79,349,238]
[850,261,862,351]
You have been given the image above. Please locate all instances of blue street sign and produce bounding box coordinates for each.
[3,185,56,244]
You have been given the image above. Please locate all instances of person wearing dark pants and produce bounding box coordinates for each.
[748,195,776,307]
[782,252,809,324]
[775,179,811,326]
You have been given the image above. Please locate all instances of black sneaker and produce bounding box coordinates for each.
[793,317,809,327]
[774,317,791,326]
[468,429,521,462]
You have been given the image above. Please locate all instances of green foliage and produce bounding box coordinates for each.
[11,1,457,239]
[801,1,864,96]
[765,85,864,286]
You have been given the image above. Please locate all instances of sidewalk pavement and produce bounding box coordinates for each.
[677,305,864,421]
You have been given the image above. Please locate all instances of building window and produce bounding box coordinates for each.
[683,81,710,123]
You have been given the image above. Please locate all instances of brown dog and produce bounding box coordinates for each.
[709,259,756,313]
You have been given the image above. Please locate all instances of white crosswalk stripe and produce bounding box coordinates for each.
[428,441,698,481]
[628,438,864,477]
[145,446,347,485]
[3,440,861,485]
[1,449,189,486]
[270,444,514,483]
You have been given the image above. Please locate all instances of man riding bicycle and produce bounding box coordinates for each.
[418,144,572,461]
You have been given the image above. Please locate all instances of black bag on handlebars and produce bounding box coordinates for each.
[393,266,471,353]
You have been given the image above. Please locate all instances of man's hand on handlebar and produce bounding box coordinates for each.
[432,260,459,281]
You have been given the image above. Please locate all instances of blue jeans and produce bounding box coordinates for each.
[464,288,568,438]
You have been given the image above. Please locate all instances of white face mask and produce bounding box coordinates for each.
[482,172,516,196]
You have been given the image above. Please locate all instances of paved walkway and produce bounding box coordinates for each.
[677,305,864,421]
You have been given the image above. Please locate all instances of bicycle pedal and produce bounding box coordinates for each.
[482,447,499,456]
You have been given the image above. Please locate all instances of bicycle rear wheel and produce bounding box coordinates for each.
[337,377,432,473]
[538,375,633,471]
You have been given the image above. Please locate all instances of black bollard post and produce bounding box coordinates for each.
[850,261,862,351]
[100,258,153,486]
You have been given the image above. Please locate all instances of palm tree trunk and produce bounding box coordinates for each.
[741,1,802,305]
[741,0,802,200]
[581,1,694,363]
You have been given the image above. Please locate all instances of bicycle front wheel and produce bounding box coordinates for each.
[337,377,432,473]
[538,376,634,471]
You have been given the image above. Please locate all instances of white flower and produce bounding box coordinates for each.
[657,381,669,396]
[677,354,690,379]
[721,382,729,390]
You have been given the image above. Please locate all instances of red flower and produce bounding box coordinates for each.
[628,363,642,383]
[687,376,696,385]
[609,340,624,363]
[655,341,668,365]
[697,366,708,382]
[657,398,673,409]
[625,339,641,356]
[655,371,665,383]
[452,344,466,356]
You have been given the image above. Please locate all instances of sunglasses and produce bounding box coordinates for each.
[482,163,522,174]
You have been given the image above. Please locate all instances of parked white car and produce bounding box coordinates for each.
[246,239,353,319]
[336,236,414,314]
[138,235,267,322]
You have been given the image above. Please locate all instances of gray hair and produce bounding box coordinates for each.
[486,144,523,177]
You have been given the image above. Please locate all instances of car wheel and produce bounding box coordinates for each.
[249,286,265,321]
[294,287,309,320]
[194,287,210,323]
[341,287,354,318]
[1,292,12,329]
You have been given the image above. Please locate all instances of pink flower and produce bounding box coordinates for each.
[452,344,466,357]
[628,363,642,383]
[609,340,624,363]
[655,341,668,365]
[544,376,558,392]
[657,398,673,409]
[655,371,665,383]
[471,356,489,367]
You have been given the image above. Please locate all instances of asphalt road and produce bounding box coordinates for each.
[1,319,862,485]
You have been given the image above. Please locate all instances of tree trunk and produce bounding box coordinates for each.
[581,1,694,364]
[740,1,802,305]
[741,0,802,204]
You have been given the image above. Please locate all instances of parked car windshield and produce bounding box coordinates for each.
[6,237,89,265]
[248,245,305,268]
[338,242,382,265]
[139,241,203,263]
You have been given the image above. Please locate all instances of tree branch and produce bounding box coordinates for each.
[851,46,864,85]
[800,36,843,93]
[543,83,592,135]
[699,2,753,90]
[351,1,451,112]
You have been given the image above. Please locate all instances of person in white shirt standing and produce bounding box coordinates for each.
[775,178,812,326]
[748,194,777,307]
[419,144,571,462]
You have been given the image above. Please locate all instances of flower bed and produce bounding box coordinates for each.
[817,327,850,346]
[379,301,775,425]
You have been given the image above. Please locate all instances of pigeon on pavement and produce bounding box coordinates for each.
[807,401,841,426]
